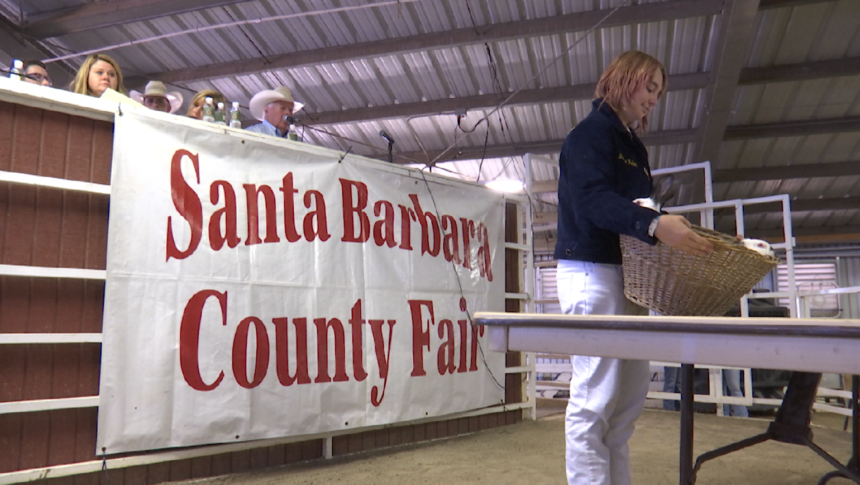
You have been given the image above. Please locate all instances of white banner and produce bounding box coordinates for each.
[97,111,506,454]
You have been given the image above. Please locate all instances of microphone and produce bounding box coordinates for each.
[379,129,394,145]
[283,115,298,124]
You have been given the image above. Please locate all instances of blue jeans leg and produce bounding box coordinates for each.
[722,369,749,417]
[663,366,680,411]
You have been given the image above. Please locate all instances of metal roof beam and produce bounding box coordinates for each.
[531,160,860,194]
[309,86,591,127]
[389,140,563,165]
[739,57,860,84]
[724,117,860,140]
[531,180,559,193]
[23,0,251,39]
[758,0,840,9]
[128,0,724,85]
[381,129,699,165]
[383,114,860,165]
[693,0,760,166]
[306,73,710,126]
[713,161,860,182]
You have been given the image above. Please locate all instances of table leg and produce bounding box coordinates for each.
[854,375,859,468]
[820,375,860,484]
[680,363,695,485]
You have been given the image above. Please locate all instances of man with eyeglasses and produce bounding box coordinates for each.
[22,60,52,86]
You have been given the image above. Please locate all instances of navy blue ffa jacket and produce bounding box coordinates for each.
[553,98,660,265]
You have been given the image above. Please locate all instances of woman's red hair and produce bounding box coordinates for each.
[594,50,667,134]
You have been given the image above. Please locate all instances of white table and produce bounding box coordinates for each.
[475,312,860,485]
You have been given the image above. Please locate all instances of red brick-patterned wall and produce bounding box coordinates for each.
[0,100,111,475]
[504,202,524,404]
[0,99,523,484]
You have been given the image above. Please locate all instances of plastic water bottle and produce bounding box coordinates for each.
[229,102,242,128]
[287,123,298,141]
[202,97,215,123]
[214,102,227,126]
[9,60,24,81]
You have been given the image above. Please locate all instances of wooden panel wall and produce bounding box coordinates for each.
[0,99,523,484]
[504,202,524,404]
[0,100,111,475]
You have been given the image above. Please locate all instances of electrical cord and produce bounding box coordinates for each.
[414,167,511,392]
[424,0,632,169]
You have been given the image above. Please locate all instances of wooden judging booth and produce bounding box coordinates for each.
[0,79,532,485]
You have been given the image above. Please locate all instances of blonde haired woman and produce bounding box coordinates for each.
[555,50,712,485]
[70,54,125,97]
[186,89,226,120]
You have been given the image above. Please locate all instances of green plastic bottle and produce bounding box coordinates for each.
[202,97,215,123]
[229,102,242,128]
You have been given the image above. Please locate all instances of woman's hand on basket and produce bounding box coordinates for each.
[654,215,714,256]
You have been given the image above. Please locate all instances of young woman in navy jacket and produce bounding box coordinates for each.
[554,51,713,485]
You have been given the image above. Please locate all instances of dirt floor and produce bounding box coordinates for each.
[173,399,858,485]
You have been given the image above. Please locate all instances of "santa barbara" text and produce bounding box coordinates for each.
[165,149,494,281]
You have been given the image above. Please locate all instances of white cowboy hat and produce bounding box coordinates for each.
[249,86,304,121]
[130,81,184,114]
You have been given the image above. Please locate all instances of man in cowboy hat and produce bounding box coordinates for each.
[246,86,304,138]
[130,81,183,114]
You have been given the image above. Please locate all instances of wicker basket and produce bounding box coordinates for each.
[620,226,779,316]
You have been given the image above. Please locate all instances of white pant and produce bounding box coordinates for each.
[557,260,650,485]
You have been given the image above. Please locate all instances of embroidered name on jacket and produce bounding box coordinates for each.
[618,153,637,167]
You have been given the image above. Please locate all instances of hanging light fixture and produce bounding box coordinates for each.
[484,179,524,193]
